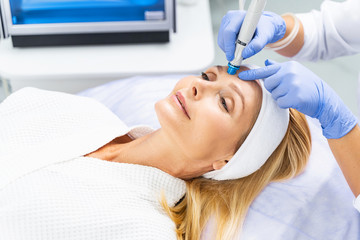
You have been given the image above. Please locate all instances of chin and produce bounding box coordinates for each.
[155,97,187,138]
[155,98,175,129]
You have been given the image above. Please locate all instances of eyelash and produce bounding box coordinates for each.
[221,97,229,112]
[200,72,229,113]
[201,72,210,81]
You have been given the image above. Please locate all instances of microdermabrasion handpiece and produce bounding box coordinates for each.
[227,0,267,75]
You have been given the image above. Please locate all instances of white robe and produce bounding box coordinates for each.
[0,87,186,240]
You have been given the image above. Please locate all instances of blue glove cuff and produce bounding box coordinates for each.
[321,110,358,139]
[264,11,286,43]
[317,90,359,139]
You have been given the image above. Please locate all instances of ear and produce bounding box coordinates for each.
[212,159,229,170]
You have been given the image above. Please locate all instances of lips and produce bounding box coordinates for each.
[174,91,190,119]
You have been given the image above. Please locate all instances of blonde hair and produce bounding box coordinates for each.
[161,109,311,240]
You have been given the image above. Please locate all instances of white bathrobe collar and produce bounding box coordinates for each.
[0,87,154,190]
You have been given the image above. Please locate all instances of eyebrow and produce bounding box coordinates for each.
[216,65,223,73]
[229,83,245,111]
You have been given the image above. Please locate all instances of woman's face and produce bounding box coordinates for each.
[155,65,262,176]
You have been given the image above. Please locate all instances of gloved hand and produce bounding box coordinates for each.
[218,10,286,61]
[238,60,358,139]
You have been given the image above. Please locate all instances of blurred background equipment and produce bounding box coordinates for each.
[0,0,176,47]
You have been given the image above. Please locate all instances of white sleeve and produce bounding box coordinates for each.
[292,0,360,61]
[354,195,360,212]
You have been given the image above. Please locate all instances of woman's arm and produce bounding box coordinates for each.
[217,0,360,62]
[272,0,360,60]
[270,14,304,58]
[328,125,360,196]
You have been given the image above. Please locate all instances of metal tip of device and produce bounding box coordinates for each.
[227,63,240,75]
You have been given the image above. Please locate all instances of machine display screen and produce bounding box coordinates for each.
[9,0,166,24]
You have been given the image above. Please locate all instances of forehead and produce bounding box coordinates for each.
[209,65,262,100]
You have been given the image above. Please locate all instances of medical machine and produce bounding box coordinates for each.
[228,0,267,74]
[0,0,176,47]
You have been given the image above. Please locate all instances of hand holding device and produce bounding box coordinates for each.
[218,10,285,63]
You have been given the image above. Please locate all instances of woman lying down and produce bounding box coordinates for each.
[0,65,311,240]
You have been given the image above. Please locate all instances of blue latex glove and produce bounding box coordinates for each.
[239,60,358,139]
[218,10,286,61]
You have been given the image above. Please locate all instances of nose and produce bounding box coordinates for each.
[191,78,209,100]
[191,77,220,101]
[192,84,198,98]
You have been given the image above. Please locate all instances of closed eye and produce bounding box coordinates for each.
[201,71,229,113]
[201,72,210,81]
[221,97,229,112]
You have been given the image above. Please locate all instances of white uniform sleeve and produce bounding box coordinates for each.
[293,0,360,61]
[354,195,360,212]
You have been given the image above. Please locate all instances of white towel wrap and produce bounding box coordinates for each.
[203,65,290,180]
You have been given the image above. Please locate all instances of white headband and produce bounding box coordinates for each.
[203,65,289,180]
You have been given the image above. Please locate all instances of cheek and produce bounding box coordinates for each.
[155,98,183,128]
[197,114,231,139]
[185,106,238,159]
[155,97,243,161]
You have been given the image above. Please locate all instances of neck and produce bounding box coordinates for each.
[107,129,212,180]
